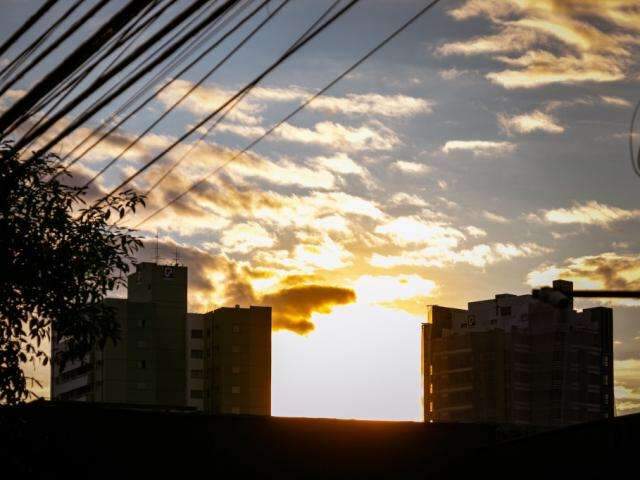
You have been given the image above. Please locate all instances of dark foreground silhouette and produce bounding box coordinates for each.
[0,401,636,479]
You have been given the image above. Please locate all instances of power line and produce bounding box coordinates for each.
[3,0,211,142]
[133,0,444,229]
[0,0,112,98]
[0,0,58,59]
[13,1,168,145]
[31,0,221,150]
[143,0,343,196]
[0,0,85,88]
[82,0,282,188]
[56,0,253,174]
[25,0,197,153]
[0,0,156,136]
[17,0,241,157]
[93,0,361,207]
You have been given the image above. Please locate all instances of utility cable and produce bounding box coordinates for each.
[0,0,112,98]
[143,0,342,196]
[16,0,240,156]
[92,0,360,207]
[82,0,280,187]
[0,0,84,87]
[133,0,443,229]
[0,0,156,136]
[0,0,58,59]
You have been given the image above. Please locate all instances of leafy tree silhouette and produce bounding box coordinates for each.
[0,140,144,404]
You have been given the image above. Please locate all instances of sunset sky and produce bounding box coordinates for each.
[3,0,640,419]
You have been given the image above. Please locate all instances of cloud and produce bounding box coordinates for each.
[465,226,487,237]
[391,160,431,174]
[482,210,509,223]
[488,51,625,89]
[157,79,262,125]
[600,95,632,108]
[354,274,437,305]
[442,140,517,156]
[159,81,429,125]
[441,0,640,88]
[527,252,640,292]
[146,239,356,334]
[219,222,276,254]
[437,27,539,56]
[530,201,640,227]
[260,285,355,334]
[311,153,368,178]
[372,241,550,269]
[374,216,465,248]
[390,192,428,208]
[437,68,470,80]
[310,93,433,117]
[273,121,399,151]
[498,110,564,134]
[615,359,640,414]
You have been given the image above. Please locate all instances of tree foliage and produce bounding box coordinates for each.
[0,140,144,404]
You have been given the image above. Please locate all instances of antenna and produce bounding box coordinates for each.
[175,244,179,266]
[155,230,159,264]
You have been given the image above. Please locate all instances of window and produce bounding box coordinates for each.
[136,382,148,390]
[191,389,203,399]
[191,369,203,379]
[190,349,203,359]
[136,340,147,348]
[500,306,511,316]
[231,386,241,394]
[603,356,609,367]
[603,375,609,386]
[137,360,146,369]
[137,318,146,328]
[191,329,203,339]
[231,407,240,414]
[232,366,241,374]
[232,325,241,333]
[232,345,241,353]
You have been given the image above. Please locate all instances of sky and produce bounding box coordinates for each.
[3,0,640,419]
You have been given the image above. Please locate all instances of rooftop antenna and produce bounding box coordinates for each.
[155,230,159,264]
[174,244,179,266]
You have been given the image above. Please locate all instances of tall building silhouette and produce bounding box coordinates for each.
[422,280,614,426]
[52,262,187,405]
[203,306,271,415]
[52,262,271,416]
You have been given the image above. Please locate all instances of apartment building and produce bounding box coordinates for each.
[422,280,614,427]
[52,262,187,405]
[203,306,272,416]
[52,263,272,416]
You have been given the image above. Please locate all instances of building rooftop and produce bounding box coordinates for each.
[1,401,636,479]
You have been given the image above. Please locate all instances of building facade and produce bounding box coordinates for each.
[203,306,272,416]
[186,313,205,410]
[52,263,272,416]
[422,280,614,427]
[52,262,188,405]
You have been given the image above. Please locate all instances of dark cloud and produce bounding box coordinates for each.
[260,285,356,334]
[141,240,355,334]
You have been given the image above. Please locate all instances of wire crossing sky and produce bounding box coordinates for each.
[1,0,640,420]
